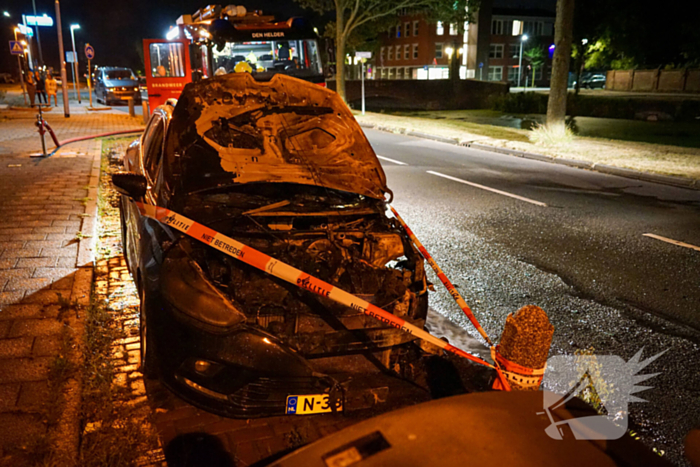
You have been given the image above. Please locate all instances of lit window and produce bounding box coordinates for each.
[397,26,401,38]
[435,43,443,59]
[449,23,457,35]
[436,21,444,36]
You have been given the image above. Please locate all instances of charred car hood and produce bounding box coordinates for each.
[165,73,389,199]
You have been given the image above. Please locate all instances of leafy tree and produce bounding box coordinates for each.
[424,0,480,81]
[523,45,546,87]
[295,0,478,100]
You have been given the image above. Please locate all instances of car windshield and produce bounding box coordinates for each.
[107,69,135,80]
[211,39,322,78]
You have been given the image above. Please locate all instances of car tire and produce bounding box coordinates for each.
[119,198,131,270]
[139,283,159,379]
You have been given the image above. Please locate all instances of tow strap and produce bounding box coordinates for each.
[135,202,510,389]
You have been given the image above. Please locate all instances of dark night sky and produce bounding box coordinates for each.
[1,0,559,75]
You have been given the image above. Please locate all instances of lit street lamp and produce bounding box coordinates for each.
[517,34,528,89]
[70,23,80,103]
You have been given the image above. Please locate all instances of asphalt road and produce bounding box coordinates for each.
[365,129,700,465]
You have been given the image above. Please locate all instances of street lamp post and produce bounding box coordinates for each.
[13,28,28,105]
[70,24,80,103]
[517,34,528,89]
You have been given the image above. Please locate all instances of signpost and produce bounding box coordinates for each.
[9,41,23,55]
[54,0,69,117]
[10,37,27,105]
[85,44,95,107]
[355,51,371,115]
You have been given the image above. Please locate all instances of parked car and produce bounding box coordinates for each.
[112,73,431,418]
[94,66,141,105]
[582,74,606,89]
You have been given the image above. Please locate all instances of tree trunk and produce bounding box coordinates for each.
[335,9,347,102]
[574,44,584,96]
[450,39,460,82]
[546,0,575,126]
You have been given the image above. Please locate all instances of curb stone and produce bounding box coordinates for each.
[52,140,101,466]
[358,121,700,191]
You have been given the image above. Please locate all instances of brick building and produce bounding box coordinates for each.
[371,3,554,86]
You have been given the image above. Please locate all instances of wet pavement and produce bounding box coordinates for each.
[367,128,700,465]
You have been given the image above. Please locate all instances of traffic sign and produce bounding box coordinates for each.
[25,14,53,27]
[66,51,76,63]
[84,44,95,60]
[9,41,23,55]
[355,51,372,59]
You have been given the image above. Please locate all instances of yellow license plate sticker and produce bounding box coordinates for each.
[286,394,343,415]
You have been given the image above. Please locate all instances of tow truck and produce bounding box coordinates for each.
[143,4,325,112]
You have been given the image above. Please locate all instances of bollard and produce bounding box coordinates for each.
[142,100,149,124]
[493,305,553,391]
[127,96,135,118]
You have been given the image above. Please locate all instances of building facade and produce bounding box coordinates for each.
[371,4,554,86]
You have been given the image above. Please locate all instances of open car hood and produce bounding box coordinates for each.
[165,73,389,199]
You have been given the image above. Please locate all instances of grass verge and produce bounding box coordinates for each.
[354,110,700,180]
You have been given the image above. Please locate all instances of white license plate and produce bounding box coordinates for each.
[286,394,343,415]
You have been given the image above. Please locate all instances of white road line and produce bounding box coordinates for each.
[643,233,700,252]
[377,155,408,166]
[427,171,548,207]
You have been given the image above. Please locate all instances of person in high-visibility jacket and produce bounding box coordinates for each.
[45,72,58,106]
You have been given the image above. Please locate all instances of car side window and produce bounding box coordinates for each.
[142,114,164,183]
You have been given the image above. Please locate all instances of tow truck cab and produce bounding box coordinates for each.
[143,4,325,112]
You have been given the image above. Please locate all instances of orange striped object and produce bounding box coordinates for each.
[389,206,492,345]
[135,202,509,386]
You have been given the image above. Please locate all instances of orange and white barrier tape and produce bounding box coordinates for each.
[389,207,492,345]
[491,346,546,390]
[135,202,509,389]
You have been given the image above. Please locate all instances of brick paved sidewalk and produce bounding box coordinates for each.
[0,110,144,465]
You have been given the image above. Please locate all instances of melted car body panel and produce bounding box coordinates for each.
[165,73,388,199]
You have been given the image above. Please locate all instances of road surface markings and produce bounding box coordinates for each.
[426,171,548,207]
[643,233,700,252]
[377,155,408,166]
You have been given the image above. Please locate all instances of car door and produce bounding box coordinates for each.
[122,111,166,275]
[142,39,191,114]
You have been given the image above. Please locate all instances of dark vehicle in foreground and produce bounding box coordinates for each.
[94,66,142,105]
[112,73,431,417]
[270,391,672,466]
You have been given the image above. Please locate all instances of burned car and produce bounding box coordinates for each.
[113,73,430,417]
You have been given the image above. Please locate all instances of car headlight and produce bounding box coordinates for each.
[107,87,115,92]
[160,246,246,330]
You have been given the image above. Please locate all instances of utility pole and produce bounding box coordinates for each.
[55,0,70,117]
[31,0,43,67]
[517,34,528,89]
[70,24,81,103]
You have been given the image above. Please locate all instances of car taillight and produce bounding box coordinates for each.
[316,82,326,87]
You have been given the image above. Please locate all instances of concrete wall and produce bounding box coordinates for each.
[328,78,509,110]
[607,69,700,93]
